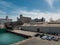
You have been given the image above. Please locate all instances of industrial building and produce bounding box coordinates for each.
[17,14,31,23]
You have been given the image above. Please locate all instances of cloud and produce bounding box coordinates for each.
[0,0,60,22]
[0,1,11,8]
[0,0,20,21]
[11,9,60,21]
[0,4,60,21]
[0,10,7,18]
[45,0,60,8]
[0,0,18,10]
[45,0,56,8]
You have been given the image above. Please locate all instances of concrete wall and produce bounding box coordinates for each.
[21,26,60,34]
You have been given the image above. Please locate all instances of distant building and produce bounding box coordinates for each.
[56,19,60,22]
[17,14,31,23]
[32,17,45,22]
[49,18,60,22]
[0,16,12,24]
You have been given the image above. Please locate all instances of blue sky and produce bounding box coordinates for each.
[0,0,60,21]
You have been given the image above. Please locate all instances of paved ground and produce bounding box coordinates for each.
[9,30,60,45]
[11,37,60,45]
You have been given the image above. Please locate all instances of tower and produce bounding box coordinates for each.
[20,14,23,19]
[6,16,8,20]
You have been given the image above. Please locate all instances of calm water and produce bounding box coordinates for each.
[0,29,26,45]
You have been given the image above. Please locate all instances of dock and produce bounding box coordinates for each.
[11,37,60,45]
[7,30,60,45]
[7,30,37,37]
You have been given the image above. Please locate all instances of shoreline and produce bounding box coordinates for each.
[6,30,60,45]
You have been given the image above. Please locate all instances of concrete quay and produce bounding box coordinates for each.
[8,30,60,38]
[7,30,37,37]
[7,30,60,45]
[11,37,60,45]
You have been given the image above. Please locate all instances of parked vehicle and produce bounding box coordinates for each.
[47,36,54,40]
[53,37,59,41]
[41,35,48,40]
[34,34,40,37]
[58,34,60,36]
[41,35,54,40]
[40,33,45,38]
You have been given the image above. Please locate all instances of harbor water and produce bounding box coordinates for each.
[0,29,26,45]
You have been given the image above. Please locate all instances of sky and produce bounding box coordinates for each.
[0,0,60,21]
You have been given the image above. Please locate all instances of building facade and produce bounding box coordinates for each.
[32,17,45,22]
[17,14,31,23]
